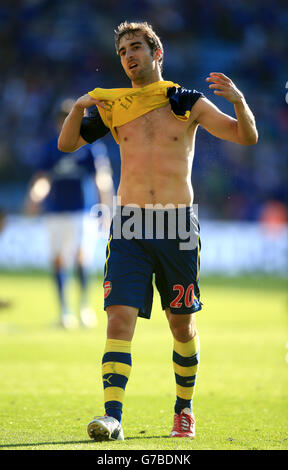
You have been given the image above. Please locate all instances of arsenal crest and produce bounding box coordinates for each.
[104,281,112,299]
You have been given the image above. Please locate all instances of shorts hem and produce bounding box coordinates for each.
[104,300,151,319]
[164,303,203,315]
[104,300,141,310]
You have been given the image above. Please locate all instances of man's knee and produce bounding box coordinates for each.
[166,310,196,342]
[106,305,138,340]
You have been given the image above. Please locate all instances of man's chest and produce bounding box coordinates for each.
[116,104,192,143]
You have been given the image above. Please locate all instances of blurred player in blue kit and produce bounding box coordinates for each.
[27,100,114,329]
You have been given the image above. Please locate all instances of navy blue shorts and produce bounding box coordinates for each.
[103,206,202,319]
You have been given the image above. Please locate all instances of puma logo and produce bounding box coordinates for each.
[103,375,113,385]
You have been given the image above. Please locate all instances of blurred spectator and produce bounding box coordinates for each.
[0,0,287,222]
[260,200,288,235]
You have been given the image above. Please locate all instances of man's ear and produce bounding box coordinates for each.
[154,48,162,62]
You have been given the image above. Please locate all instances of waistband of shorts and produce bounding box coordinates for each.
[113,205,197,216]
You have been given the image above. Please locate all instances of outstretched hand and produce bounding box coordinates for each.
[206,73,244,104]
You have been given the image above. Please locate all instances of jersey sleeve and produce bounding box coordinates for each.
[80,106,110,143]
[167,86,205,118]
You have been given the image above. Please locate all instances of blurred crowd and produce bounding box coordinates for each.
[0,0,287,221]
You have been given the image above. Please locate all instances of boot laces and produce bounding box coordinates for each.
[180,413,193,432]
[173,411,193,432]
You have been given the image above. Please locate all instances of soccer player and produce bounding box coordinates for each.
[58,22,257,439]
[27,103,114,329]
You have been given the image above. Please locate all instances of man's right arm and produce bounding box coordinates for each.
[58,94,108,152]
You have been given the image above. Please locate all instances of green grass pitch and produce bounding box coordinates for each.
[0,271,287,450]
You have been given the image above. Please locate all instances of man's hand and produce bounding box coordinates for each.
[74,93,106,110]
[194,72,257,145]
[206,72,244,104]
[58,93,107,152]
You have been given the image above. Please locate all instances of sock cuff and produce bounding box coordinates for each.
[173,331,200,357]
[105,338,132,354]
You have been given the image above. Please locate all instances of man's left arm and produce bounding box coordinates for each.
[193,72,258,146]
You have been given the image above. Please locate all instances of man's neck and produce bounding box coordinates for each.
[131,71,163,88]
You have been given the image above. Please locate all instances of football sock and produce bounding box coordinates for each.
[102,339,132,423]
[173,331,200,415]
[76,263,88,306]
[54,268,67,313]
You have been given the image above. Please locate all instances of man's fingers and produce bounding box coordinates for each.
[93,99,106,109]
[208,83,229,90]
[77,94,107,110]
[209,72,231,82]
[89,98,106,109]
[213,90,226,96]
[205,74,243,103]
[206,77,230,86]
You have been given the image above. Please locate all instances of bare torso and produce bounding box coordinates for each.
[116,103,199,207]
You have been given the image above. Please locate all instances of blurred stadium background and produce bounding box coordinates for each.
[0,0,287,277]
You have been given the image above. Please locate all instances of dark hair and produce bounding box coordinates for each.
[114,21,164,70]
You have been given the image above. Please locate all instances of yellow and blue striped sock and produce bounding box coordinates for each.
[102,338,132,423]
[173,332,200,414]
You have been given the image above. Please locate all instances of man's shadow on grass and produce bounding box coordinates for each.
[0,435,170,448]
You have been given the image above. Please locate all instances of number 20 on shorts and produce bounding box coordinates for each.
[170,283,194,309]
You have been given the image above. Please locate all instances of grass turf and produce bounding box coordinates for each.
[0,271,287,450]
